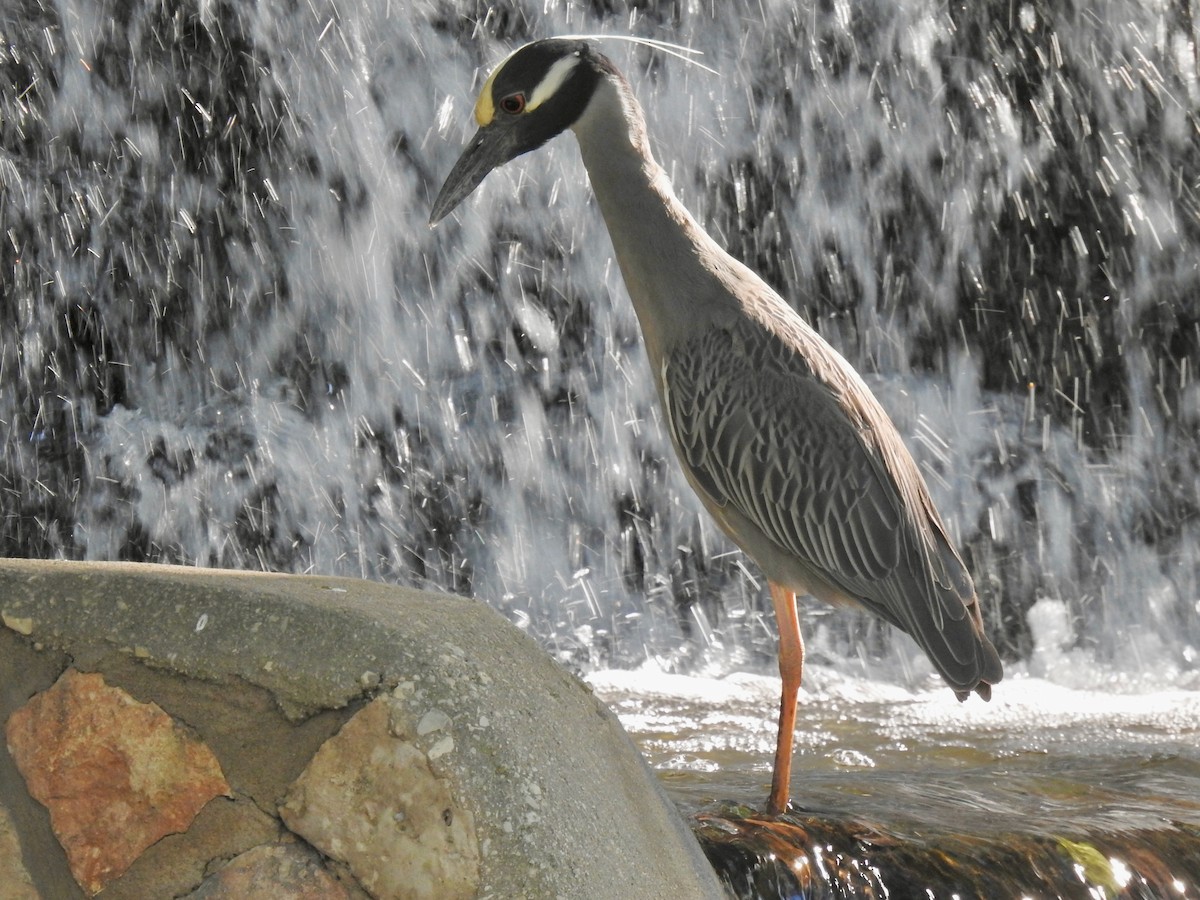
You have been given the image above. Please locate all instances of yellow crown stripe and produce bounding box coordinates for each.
[474,65,500,126]
[473,45,524,127]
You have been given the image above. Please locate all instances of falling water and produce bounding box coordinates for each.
[3,0,1199,893]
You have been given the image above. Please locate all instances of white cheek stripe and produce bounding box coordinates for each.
[526,55,581,112]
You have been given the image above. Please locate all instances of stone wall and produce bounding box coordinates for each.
[0,559,727,899]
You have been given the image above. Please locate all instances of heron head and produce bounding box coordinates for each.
[428,39,609,225]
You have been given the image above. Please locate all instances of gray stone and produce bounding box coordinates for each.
[0,559,727,900]
[0,801,40,900]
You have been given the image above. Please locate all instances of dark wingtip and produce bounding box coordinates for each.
[952,640,1002,702]
[953,680,993,703]
[957,623,1003,703]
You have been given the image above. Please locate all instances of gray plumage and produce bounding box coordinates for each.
[662,309,997,698]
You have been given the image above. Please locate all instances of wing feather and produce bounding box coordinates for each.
[661,314,1002,693]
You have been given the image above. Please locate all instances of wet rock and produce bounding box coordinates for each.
[695,806,1200,899]
[4,668,231,895]
[280,696,479,900]
[183,841,358,899]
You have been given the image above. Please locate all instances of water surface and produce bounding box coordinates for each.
[593,666,1200,896]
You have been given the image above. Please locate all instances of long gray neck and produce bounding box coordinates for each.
[570,74,742,363]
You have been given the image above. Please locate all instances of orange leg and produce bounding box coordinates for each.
[767,581,804,815]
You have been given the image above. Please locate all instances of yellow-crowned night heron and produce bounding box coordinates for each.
[430,37,1002,815]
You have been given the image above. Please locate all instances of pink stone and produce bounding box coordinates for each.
[5,669,231,895]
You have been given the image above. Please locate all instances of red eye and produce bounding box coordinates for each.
[499,93,526,115]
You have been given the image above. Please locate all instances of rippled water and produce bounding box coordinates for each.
[594,667,1200,818]
[593,665,1200,896]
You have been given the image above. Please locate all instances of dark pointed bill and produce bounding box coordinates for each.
[428,127,521,226]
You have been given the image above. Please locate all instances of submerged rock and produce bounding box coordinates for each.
[695,805,1200,899]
